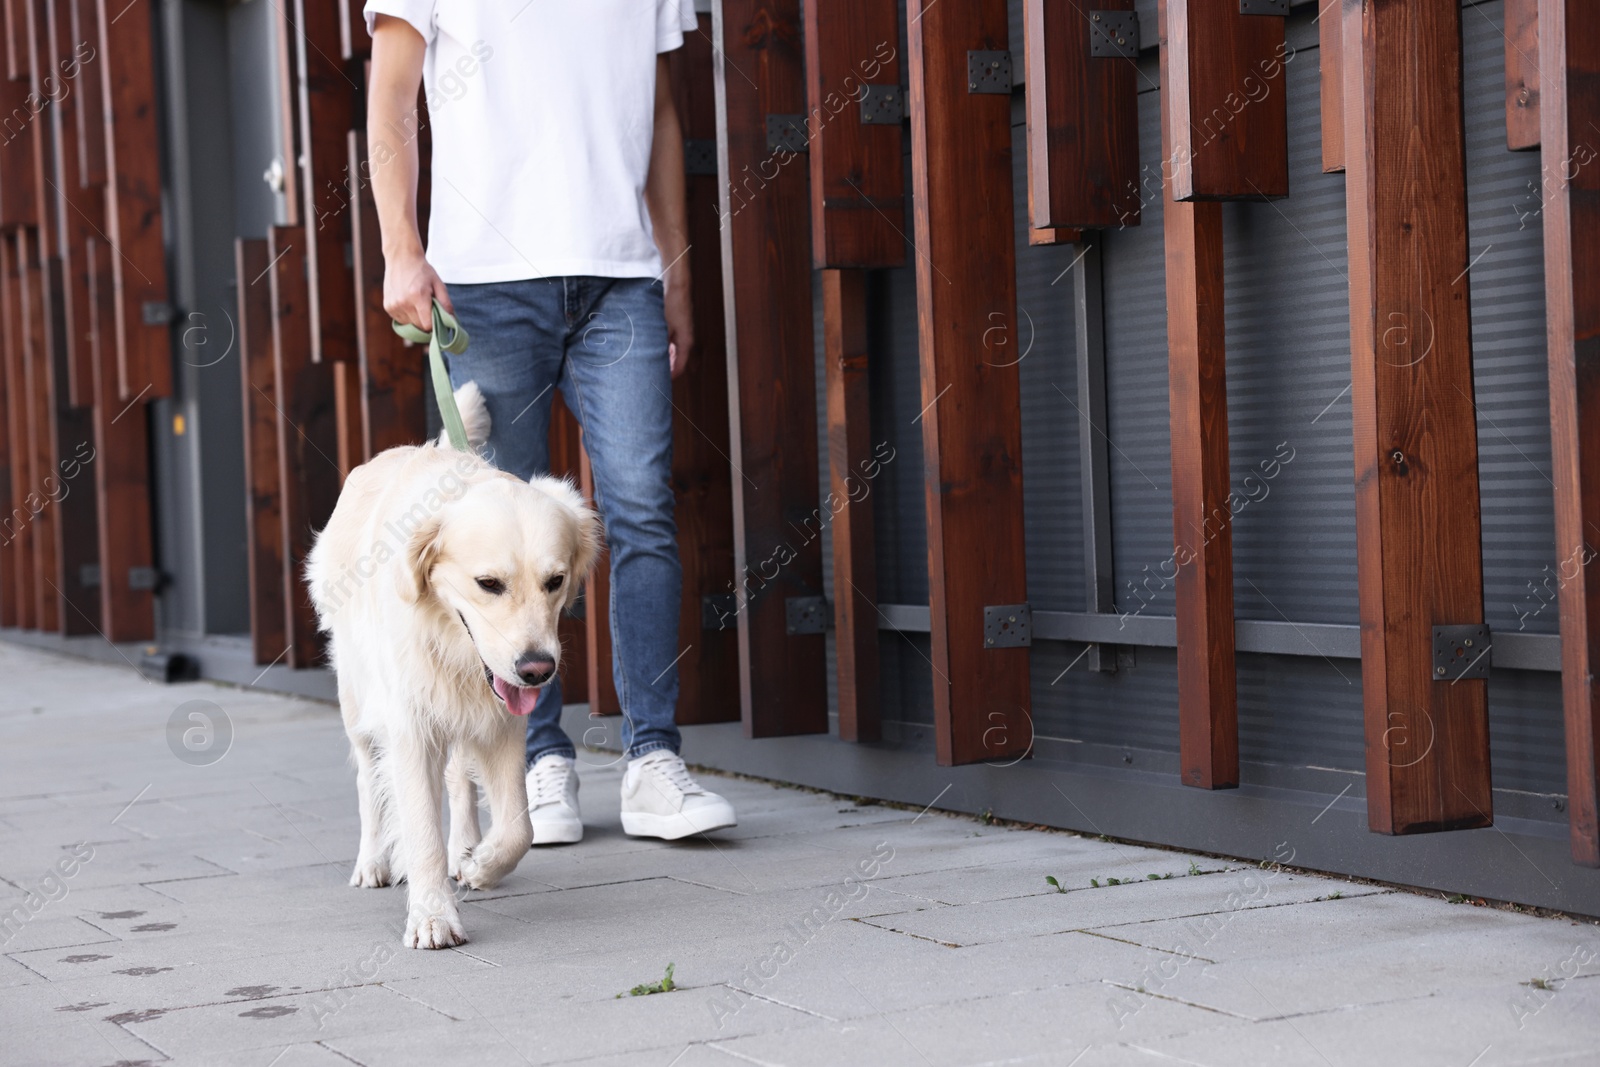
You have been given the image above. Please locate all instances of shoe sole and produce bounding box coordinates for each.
[530,819,584,846]
[621,810,737,841]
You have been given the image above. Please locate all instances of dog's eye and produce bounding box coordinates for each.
[544,575,565,593]
[476,577,506,595]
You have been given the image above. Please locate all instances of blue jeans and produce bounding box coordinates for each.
[445,276,682,765]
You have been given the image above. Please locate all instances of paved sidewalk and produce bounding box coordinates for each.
[1,642,1597,1067]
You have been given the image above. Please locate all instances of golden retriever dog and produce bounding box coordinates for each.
[307,384,601,948]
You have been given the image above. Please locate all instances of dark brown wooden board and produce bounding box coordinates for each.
[821,269,879,741]
[669,15,739,727]
[1025,0,1141,230]
[1342,0,1491,835]
[271,0,301,225]
[1159,0,1238,789]
[20,232,58,633]
[1320,0,1344,173]
[1538,0,1600,865]
[713,0,828,737]
[907,0,1033,765]
[2,0,24,81]
[70,0,104,190]
[0,247,11,627]
[269,226,339,669]
[579,444,621,717]
[45,257,101,637]
[1506,0,1540,151]
[1163,0,1289,201]
[237,238,289,667]
[1,237,32,628]
[547,394,588,707]
[295,0,359,364]
[46,0,98,408]
[98,0,172,400]
[349,130,426,457]
[802,0,905,268]
[0,60,37,230]
[86,236,153,641]
[1028,226,1085,246]
[332,358,363,479]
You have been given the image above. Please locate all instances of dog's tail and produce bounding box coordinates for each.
[441,381,493,451]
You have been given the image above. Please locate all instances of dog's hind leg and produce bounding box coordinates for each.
[391,730,466,949]
[454,726,533,891]
[344,681,391,888]
[444,747,481,882]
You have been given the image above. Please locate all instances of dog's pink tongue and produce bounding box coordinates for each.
[491,676,541,716]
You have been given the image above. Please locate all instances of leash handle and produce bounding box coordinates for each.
[393,301,471,452]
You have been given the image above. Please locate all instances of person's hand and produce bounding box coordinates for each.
[664,270,693,379]
[384,249,453,333]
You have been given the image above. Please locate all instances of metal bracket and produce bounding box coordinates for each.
[702,594,737,631]
[1239,0,1289,13]
[141,301,176,326]
[785,595,830,635]
[684,138,717,176]
[859,84,903,125]
[79,564,101,588]
[766,114,809,154]
[983,603,1032,648]
[128,566,161,592]
[1433,624,1492,681]
[1088,12,1139,58]
[967,51,1012,94]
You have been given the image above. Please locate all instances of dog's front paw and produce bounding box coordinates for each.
[350,855,391,888]
[403,908,466,950]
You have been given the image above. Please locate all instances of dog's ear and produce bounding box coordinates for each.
[399,514,445,603]
[529,475,604,598]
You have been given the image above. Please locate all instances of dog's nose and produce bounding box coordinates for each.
[515,651,557,687]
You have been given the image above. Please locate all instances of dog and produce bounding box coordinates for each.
[307,383,601,948]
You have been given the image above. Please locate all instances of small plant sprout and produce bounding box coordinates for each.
[1188,861,1202,876]
[1090,878,1101,888]
[1045,876,1066,894]
[618,963,676,999]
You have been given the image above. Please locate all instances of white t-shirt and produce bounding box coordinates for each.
[364,0,697,284]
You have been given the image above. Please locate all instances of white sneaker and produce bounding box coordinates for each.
[526,754,583,845]
[620,751,737,840]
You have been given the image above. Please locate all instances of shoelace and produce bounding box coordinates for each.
[643,754,700,798]
[530,760,571,807]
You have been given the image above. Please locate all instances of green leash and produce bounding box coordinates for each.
[392,301,472,452]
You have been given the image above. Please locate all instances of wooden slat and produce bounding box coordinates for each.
[907,0,1032,765]
[1,237,32,628]
[269,226,339,668]
[332,360,364,480]
[19,231,58,633]
[98,0,172,400]
[1028,226,1084,246]
[46,258,101,638]
[1159,0,1238,789]
[713,0,828,737]
[669,13,738,727]
[547,395,588,707]
[821,269,879,741]
[70,0,104,189]
[47,0,98,407]
[1025,0,1141,229]
[237,238,289,667]
[802,0,904,268]
[3,0,25,81]
[350,130,425,456]
[0,63,37,229]
[86,236,153,640]
[1342,0,1491,834]
[1163,0,1289,201]
[579,445,621,717]
[0,258,11,627]
[1506,0,1540,151]
[1319,0,1344,172]
[271,0,301,224]
[341,0,368,61]
[1539,0,1600,865]
[295,0,358,364]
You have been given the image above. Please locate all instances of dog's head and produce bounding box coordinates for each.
[403,473,602,715]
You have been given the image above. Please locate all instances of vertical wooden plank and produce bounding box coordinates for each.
[821,269,879,741]
[70,0,105,190]
[295,0,358,364]
[0,258,12,627]
[45,260,101,637]
[47,0,98,408]
[1343,0,1491,835]
[906,0,1032,765]
[1320,0,1345,172]
[2,0,25,81]
[1025,0,1141,229]
[98,0,172,400]
[270,0,301,225]
[20,231,59,633]
[350,130,424,457]
[1028,226,1084,246]
[669,14,739,727]
[1,237,32,628]
[332,360,364,480]
[547,395,588,707]
[1159,0,1238,789]
[802,0,905,268]
[1506,0,1540,151]
[269,226,339,668]
[340,0,369,61]
[87,236,154,641]
[579,444,621,717]
[1539,0,1600,865]
[1164,0,1289,201]
[237,238,289,666]
[0,58,37,230]
[712,0,828,736]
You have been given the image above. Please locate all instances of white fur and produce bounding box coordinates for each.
[308,384,601,949]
